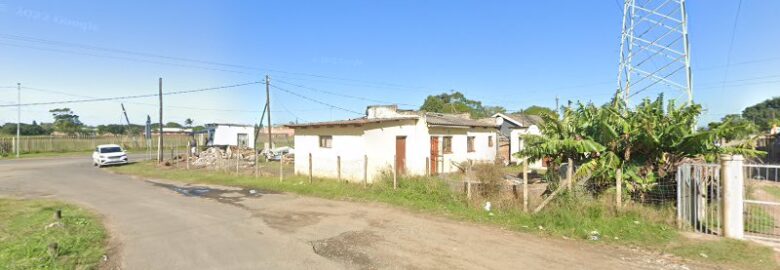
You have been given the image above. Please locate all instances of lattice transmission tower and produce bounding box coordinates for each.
[616,0,693,104]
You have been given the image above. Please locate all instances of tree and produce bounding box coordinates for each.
[516,94,763,205]
[165,122,183,128]
[420,91,506,118]
[742,97,780,131]
[49,108,83,135]
[520,106,557,118]
[706,114,759,142]
[97,124,126,135]
[184,118,193,128]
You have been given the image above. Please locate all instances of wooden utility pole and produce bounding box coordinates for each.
[566,158,573,189]
[157,78,164,162]
[265,75,273,150]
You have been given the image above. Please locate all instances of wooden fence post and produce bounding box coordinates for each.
[279,158,283,182]
[523,158,529,212]
[236,147,240,174]
[363,155,368,187]
[616,167,623,210]
[308,153,313,183]
[186,141,190,170]
[567,158,573,190]
[337,156,342,181]
[393,155,397,190]
[425,157,430,177]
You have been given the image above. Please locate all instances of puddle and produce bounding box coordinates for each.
[148,181,271,207]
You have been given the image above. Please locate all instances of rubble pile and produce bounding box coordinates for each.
[190,146,257,169]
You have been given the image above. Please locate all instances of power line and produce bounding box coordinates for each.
[274,79,418,107]
[0,33,435,91]
[269,84,363,115]
[0,81,262,107]
[718,0,744,93]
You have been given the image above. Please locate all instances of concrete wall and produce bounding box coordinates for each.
[430,127,497,173]
[293,119,498,183]
[509,125,543,168]
[210,126,255,148]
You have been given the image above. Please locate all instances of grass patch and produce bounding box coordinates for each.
[668,238,777,270]
[111,161,776,269]
[762,186,780,200]
[0,198,107,269]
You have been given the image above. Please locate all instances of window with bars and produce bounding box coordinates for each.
[467,136,475,152]
[442,136,452,154]
[319,135,332,148]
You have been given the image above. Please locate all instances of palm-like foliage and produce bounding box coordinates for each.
[516,93,764,203]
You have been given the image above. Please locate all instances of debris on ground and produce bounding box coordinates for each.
[188,146,258,169]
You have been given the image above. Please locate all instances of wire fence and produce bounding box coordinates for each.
[0,134,191,156]
[744,163,780,240]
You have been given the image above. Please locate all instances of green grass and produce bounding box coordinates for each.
[110,161,777,269]
[668,239,778,270]
[762,186,780,200]
[745,205,776,235]
[0,198,107,269]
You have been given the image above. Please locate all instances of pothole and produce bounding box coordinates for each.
[148,181,272,207]
[311,230,383,269]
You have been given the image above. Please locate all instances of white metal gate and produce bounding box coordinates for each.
[743,164,780,240]
[677,163,722,235]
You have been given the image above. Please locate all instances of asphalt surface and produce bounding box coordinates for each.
[0,155,710,270]
[0,156,341,269]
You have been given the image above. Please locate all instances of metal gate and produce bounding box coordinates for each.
[677,163,722,235]
[743,164,780,240]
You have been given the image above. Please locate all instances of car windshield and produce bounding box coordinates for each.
[99,147,123,153]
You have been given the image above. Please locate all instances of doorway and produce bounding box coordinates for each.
[430,136,439,175]
[395,136,406,175]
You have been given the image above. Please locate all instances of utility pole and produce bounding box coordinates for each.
[555,96,560,119]
[157,78,164,162]
[265,75,272,150]
[16,83,20,158]
[121,103,131,125]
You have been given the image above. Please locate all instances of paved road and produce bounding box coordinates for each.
[0,156,708,270]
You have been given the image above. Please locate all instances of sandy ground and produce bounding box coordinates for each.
[0,156,712,269]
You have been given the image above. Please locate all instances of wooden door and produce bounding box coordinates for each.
[395,136,406,175]
[430,137,439,175]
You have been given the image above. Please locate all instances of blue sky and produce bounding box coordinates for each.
[0,0,778,127]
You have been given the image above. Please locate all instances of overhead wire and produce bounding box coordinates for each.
[269,84,363,115]
[0,81,263,107]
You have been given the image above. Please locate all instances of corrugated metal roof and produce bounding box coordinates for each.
[425,113,497,128]
[285,116,418,128]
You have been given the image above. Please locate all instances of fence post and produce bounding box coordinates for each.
[11,137,15,158]
[425,157,430,177]
[393,155,397,190]
[363,155,368,187]
[566,158,573,190]
[616,167,623,209]
[308,153,313,183]
[186,141,190,170]
[523,158,529,212]
[279,158,284,182]
[236,147,240,174]
[721,154,745,239]
[337,156,342,181]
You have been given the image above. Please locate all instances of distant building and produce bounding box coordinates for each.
[287,105,497,183]
[152,127,193,135]
[201,123,255,149]
[492,113,544,168]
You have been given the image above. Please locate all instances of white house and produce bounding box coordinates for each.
[288,105,498,183]
[203,123,255,149]
[492,113,544,168]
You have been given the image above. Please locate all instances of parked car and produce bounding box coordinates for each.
[92,144,128,167]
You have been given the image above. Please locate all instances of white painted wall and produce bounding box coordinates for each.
[430,127,497,174]
[209,125,256,148]
[293,119,498,182]
[509,125,543,168]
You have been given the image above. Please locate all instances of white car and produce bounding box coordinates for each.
[92,144,128,167]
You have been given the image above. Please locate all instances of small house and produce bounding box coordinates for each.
[202,123,255,149]
[492,113,544,168]
[287,105,498,183]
